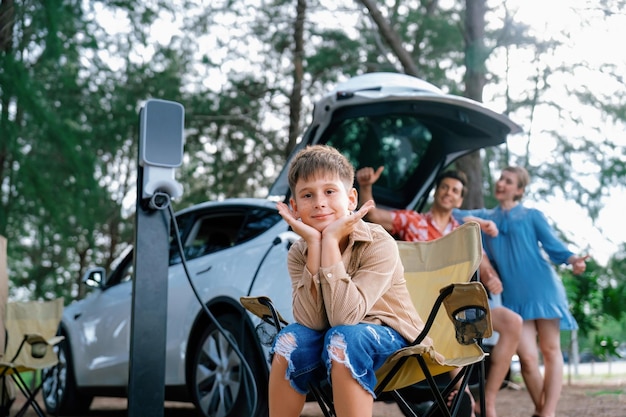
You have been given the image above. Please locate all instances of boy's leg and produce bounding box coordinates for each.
[330,361,373,417]
[323,324,408,416]
[269,354,306,417]
[269,323,324,417]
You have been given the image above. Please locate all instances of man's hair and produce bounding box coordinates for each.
[435,170,468,196]
[503,166,530,201]
[287,145,355,194]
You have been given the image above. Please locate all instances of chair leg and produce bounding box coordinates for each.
[476,359,487,417]
[415,356,452,417]
[310,383,336,417]
[414,356,481,417]
[11,372,46,417]
[0,376,14,417]
[390,390,420,417]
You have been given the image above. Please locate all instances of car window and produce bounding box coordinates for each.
[235,208,282,243]
[170,207,282,264]
[103,253,133,288]
[99,206,282,283]
[180,213,243,261]
[326,114,431,193]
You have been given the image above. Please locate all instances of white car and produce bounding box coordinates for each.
[42,72,521,417]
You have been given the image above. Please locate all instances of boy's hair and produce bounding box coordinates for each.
[287,145,355,194]
[503,166,530,201]
[435,170,468,197]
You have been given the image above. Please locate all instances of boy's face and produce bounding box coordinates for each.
[433,177,464,211]
[289,174,357,232]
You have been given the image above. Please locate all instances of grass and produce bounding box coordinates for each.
[587,388,625,396]
[6,370,40,391]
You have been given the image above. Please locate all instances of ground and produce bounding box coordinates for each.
[11,372,626,416]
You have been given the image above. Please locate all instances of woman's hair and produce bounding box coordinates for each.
[503,166,530,201]
[287,145,354,194]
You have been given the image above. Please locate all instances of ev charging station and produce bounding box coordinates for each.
[128,99,184,417]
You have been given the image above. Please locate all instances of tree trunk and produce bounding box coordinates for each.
[0,0,14,53]
[458,0,488,209]
[0,0,15,213]
[287,0,306,157]
[358,0,420,76]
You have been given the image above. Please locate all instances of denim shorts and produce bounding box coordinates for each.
[270,322,409,397]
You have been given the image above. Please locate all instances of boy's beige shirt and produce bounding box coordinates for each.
[287,220,431,345]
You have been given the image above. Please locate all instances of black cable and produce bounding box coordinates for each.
[157,200,258,415]
[246,235,284,296]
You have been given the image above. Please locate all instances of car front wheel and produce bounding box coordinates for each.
[42,336,93,416]
[190,313,268,417]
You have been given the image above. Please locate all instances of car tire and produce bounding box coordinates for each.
[42,335,93,416]
[190,313,269,417]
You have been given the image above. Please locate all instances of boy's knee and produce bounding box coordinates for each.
[274,332,297,358]
[328,333,348,362]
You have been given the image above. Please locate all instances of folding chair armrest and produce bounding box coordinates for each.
[408,282,493,347]
[240,296,288,331]
[23,334,64,359]
[24,334,47,345]
[24,334,64,346]
[48,335,65,346]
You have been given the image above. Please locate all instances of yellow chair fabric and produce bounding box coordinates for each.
[373,222,491,391]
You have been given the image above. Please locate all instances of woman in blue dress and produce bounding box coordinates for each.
[455,166,588,417]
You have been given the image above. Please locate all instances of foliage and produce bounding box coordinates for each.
[561,258,604,336]
[562,247,626,348]
[591,335,622,361]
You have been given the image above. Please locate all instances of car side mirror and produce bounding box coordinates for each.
[81,267,106,288]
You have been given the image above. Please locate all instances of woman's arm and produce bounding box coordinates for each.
[463,216,499,237]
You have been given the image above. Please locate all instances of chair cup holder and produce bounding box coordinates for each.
[30,342,47,359]
[452,307,490,345]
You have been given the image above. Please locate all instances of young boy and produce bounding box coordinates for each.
[271,145,430,417]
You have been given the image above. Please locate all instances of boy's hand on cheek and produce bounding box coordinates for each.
[322,200,374,241]
[276,202,321,243]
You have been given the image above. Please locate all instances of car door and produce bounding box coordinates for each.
[162,202,290,384]
[72,254,134,386]
[269,72,522,211]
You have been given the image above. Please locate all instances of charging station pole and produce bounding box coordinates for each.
[128,99,184,417]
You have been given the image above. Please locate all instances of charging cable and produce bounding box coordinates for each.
[246,231,299,296]
[162,202,258,414]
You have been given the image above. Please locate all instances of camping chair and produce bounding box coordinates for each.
[241,221,492,417]
[0,299,64,417]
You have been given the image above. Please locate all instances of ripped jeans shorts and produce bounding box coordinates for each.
[270,322,408,398]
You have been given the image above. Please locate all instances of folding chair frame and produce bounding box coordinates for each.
[245,286,488,417]
[0,299,64,417]
[0,336,48,417]
[374,284,487,417]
